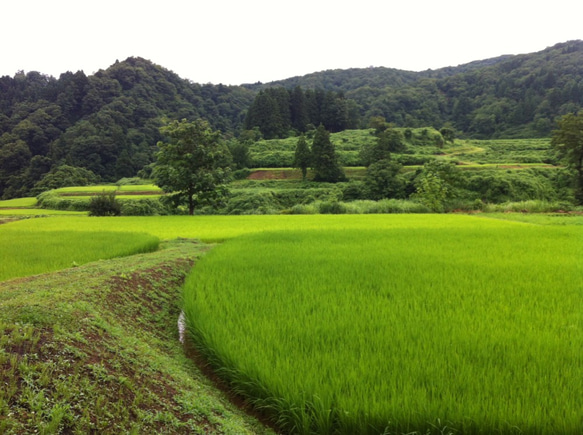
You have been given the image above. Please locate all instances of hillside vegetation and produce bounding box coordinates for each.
[1,40,582,199]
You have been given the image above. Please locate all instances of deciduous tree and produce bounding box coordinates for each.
[551,111,583,203]
[153,119,231,215]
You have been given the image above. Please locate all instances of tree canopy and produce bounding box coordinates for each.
[293,134,311,180]
[153,119,232,215]
[311,125,346,183]
[551,111,583,203]
[1,42,583,199]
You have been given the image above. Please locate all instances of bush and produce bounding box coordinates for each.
[36,191,90,211]
[224,191,281,215]
[288,204,319,214]
[115,177,149,186]
[342,182,366,201]
[318,201,348,214]
[232,168,252,180]
[32,165,99,194]
[481,200,574,213]
[119,198,170,216]
[88,191,122,216]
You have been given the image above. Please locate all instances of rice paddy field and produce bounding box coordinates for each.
[1,213,582,434]
[180,216,582,434]
[0,227,159,281]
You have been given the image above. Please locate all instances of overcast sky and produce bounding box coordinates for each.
[2,0,582,85]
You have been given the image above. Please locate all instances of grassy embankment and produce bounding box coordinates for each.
[0,232,274,434]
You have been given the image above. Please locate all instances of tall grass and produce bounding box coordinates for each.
[183,224,583,434]
[0,228,159,281]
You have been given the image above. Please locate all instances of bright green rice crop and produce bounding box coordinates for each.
[182,223,583,434]
[0,197,37,208]
[2,214,521,242]
[0,228,159,282]
[0,209,87,216]
[53,184,161,194]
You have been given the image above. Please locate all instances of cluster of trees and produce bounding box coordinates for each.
[293,125,346,182]
[244,87,359,139]
[0,58,254,198]
[251,41,583,138]
[2,41,583,201]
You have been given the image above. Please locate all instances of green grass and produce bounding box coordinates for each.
[183,222,583,434]
[50,194,162,201]
[248,131,554,168]
[0,239,273,434]
[2,214,507,243]
[0,197,37,208]
[53,184,161,194]
[0,209,87,216]
[2,213,581,433]
[481,212,583,226]
[0,228,159,281]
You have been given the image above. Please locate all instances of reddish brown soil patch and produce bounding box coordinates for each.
[60,191,162,196]
[247,170,301,180]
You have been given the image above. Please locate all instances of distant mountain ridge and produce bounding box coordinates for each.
[243,54,514,91]
[246,40,582,138]
[0,40,582,198]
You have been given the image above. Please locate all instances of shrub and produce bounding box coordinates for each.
[36,191,90,211]
[342,182,366,201]
[88,191,122,216]
[119,198,169,216]
[288,204,318,214]
[32,165,99,194]
[232,168,252,180]
[224,191,281,215]
[115,177,149,186]
[318,201,347,214]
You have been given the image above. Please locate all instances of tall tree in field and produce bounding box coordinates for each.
[311,125,346,182]
[551,111,583,204]
[293,134,311,180]
[153,119,231,215]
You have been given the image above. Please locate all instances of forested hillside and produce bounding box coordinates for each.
[251,40,583,139]
[1,40,582,199]
[0,57,254,198]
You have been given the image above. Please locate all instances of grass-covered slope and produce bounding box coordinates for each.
[0,239,273,434]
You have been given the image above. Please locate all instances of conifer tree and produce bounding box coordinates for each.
[293,134,311,180]
[311,125,346,182]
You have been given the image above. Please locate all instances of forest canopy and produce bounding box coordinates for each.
[1,40,583,199]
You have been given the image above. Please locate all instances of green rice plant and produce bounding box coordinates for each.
[0,197,38,208]
[0,228,159,281]
[0,209,86,216]
[3,214,510,243]
[51,184,161,195]
[183,222,583,434]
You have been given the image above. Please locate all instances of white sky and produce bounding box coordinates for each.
[2,0,582,85]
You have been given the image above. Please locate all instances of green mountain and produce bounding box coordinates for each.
[1,40,582,199]
[247,41,583,138]
[0,57,255,197]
